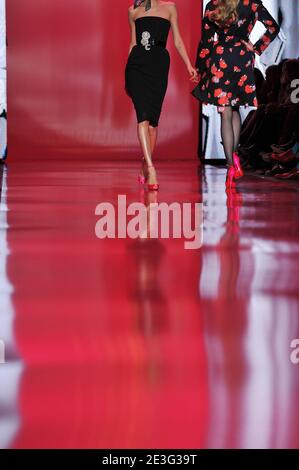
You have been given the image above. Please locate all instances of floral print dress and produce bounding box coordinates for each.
[192,0,280,111]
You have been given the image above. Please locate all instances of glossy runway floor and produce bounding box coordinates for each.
[1,159,299,449]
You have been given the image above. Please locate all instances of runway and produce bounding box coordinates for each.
[1,159,299,449]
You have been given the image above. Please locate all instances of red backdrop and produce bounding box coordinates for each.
[6,0,202,161]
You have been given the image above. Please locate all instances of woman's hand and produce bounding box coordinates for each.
[188,64,199,83]
[241,39,255,53]
[169,5,200,83]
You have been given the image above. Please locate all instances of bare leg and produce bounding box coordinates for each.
[137,121,158,185]
[232,109,242,151]
[137,121,152,166]
[146,126,158,182]
[140,125,158,180]
[149,125,158,153]
[220,106,234,166]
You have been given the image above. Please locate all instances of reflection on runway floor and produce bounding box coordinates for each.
[0,160,299,448]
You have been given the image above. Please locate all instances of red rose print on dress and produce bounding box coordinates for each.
[238,75,248,86]
[199,48,210,58]
[245,84,255,94]
[262,34,270,44]
[219,59,228,69]
[211,65,224,81]
[194,0,280,111]
[214,89,223,98]
[218,95,230,106]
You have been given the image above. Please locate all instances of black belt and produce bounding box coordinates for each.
[146,39,166,48]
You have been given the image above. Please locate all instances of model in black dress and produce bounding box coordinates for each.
[125,0,198,191]
[192,0,279,188]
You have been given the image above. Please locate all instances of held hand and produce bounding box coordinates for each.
[188,65,199,83]
[241,39,255,53]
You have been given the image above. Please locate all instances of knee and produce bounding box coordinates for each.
[138,121,150,131]
[149,126,156,136]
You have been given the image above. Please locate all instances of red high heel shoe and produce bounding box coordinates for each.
[226,166,236,190]
[233,152,244,179]
[147,165,159,191]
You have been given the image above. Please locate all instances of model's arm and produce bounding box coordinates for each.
[128,7,137,55]
[169,4,198,82]
[253,0,280,55]
[196,3,216,72]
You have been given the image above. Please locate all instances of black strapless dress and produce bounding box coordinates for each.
[125,17,171,128]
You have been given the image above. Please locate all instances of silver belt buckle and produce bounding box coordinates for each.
[141,31,151,51]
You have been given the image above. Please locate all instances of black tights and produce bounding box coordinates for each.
[220,107,241,166]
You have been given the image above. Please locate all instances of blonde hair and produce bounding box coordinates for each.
[211,0,240,27]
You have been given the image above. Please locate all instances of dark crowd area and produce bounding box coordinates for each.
[238,58,299,180]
